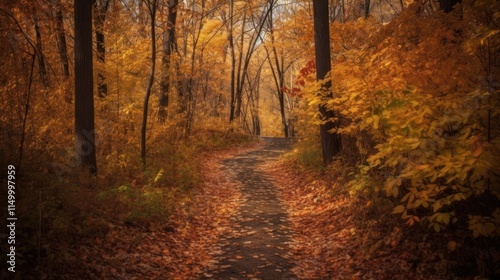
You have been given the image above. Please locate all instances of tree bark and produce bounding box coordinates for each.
[363,0,370,18]
[313,0,341,165]
[141,0,157,167]
[93,0,110,98]
[54,0,69,80]
[33,13,49,87]
[158,0,179,123]
[229,0,236,122]
[234,11,247,119]
[264,44,288,138]
[74,0,97,174]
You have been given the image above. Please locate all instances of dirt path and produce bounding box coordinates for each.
[202,137,297,280]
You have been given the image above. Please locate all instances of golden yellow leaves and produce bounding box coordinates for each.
[291,0,500,241]
[362,114,380,130]
[385,176,401,197]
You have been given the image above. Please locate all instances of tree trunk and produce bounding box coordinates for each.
[74,0,97,174]
[158,0,178,123]
[33,14,49,87]
[341,0,345,23]
[234,11,247,120]
[313,0,341,165]
[363,0,370,18]
[278,76,288,137]
[141,0,157,167]
[244,60,262,136]
[93,0,109,98]
[229,0,236,122]
[265,45,288,138]
[54,0,69,80]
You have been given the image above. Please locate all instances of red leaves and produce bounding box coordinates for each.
[282,86,302,97]
[300,60,316,77]
[280,60,317,98]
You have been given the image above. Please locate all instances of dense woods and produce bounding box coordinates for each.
[0,0,498,278]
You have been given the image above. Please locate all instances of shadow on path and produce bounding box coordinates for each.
[202,137,296,280]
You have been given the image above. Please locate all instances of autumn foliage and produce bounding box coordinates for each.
[1,0,499,278]
[289,0,499,277]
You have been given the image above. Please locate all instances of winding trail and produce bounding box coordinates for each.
[203,137,297,280]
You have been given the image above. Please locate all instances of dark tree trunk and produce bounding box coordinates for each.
[141,0,157,166]
[229,0,236,122]
[93,0,109,98]
[313,0,341,165]
[253,115,260,135]
[54,0,69,80]
[33,14,49,87]
[234,12,246,120]
[439,0,461,13]
[74,0,97,174]
[278,82,288,137]
[158,0,179,123]
[288,119,295,137]
[363,0,370,18]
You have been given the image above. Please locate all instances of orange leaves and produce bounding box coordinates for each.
[303,3,500,241]
[392,205,405,214]
[385,176,401,197]
[61,146,254,279]
[267,159,452,279]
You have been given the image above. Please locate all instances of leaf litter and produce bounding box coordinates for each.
[265,159,455,280]
[67,138,455,279]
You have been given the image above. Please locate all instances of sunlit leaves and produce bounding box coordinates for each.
[294,0,500,239]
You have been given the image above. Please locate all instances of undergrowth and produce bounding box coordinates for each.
[286,1,499,278]
[5,129,256,278]
[284,136,324,173]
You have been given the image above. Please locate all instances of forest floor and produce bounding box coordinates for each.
[71,137,459,279]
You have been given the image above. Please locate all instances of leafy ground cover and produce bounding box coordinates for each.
[46,137,489,279]
[267,159,456,279]
[49,142,258,279]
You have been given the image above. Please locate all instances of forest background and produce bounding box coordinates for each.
[0,0,499,278]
